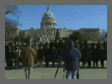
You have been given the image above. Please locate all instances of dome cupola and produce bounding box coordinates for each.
[41,5,57,28]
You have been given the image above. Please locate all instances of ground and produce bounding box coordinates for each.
[5,61,107,79]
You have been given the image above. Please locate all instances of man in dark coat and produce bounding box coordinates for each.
[51,46,57,67]
[103,41,107,60]
[80,45,86,67]
[99,45,106,68]
[13,45,21,69]
[85,45,92,68]
[5,45,8,68]
[97,42,102,67]
[105,47,107,61]
[44,43,51,67]
[92,45,99,68]
[58,40,63,51]
[6,43,13,70]
[37,46,44,67]
[55,40,64,67]
[61,40,67,52]
[55,40,60,51]
[82,41,88,67]
[58,40,81,79]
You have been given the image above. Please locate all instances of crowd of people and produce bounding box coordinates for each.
[5,38,107,79]
[79,41,107,68]
[5,39,67,69]
[5,39,107,70]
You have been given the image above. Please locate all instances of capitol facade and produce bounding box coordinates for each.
[19,5,78,43]
[6,5,100,44]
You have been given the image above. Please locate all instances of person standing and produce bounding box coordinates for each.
[21,41,37,79]
[37,46,44,67]
[6,43,13,70]
[85,45,92,68]
[103,41,107,61]
[83,41,88,67]
[19,44,25,68]
[97,41,102,68]
[58,40,81,79]
[92,45,99,68]
[14,45,21,69]
[80,46,86,67]
[51,46,57,67]
[5,45,8,68]
[43,42,51,67]
[100,46,105,68]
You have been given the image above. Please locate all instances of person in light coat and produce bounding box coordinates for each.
[21,41,37,79]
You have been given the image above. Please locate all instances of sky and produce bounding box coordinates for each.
[5,5,107,31]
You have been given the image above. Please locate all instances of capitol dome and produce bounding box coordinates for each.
[41,5,57,28]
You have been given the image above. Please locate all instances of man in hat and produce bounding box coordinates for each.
[99,42,107,68]
[99,45,105,68]
[85,45,92,68]
[57,39,81,79]
[44,42,51,67]
[13,44,22,69]
[21,40,37,79]
[6,43,13,70]
[51,46,57,67]
[92,44,99,68]
[37,45,44,67]
[103,41,107,61]
[80,45,86,67]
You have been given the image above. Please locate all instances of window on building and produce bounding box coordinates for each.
[53,23,55,26]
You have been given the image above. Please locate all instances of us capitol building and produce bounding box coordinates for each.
[6,5,100,43]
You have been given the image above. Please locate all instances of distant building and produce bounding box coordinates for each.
[5,28,19,38]
[5,5,100,43]
[79,28,100,35]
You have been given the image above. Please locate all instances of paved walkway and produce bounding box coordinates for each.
[5,61,107,79]
[5,68,107,79]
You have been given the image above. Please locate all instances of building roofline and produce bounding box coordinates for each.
[79,28,99,30]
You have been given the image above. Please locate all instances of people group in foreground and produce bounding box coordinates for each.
[5,38,107,79]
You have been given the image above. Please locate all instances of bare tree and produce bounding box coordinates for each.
[5,5,22,44]
[5,31,12,41]
[84,31,105,42]
[5,5,21,20]
[5,18,22,43]
[5,28,17,41]
[69,31,85,42]
[5,18,21,29]
[13,35,19,45]
[83,34,90,41]
[5,5,22,29]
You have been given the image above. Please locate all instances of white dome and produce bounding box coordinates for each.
[42,9,57,24]
[40,5,57,28]
[43,10,55,18]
